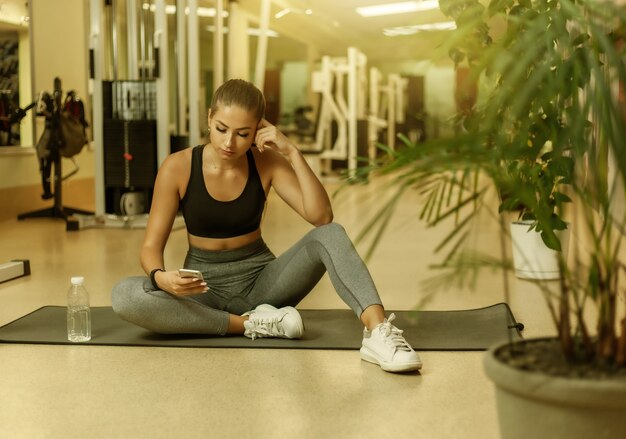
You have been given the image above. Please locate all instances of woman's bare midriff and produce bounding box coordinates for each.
[187,228,262,251]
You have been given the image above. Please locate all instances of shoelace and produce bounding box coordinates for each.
[378,314,413,352]
[248,317,285,340]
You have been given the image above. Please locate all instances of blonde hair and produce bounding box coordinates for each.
[210,79,265,121]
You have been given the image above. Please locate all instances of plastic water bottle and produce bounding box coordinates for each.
[67,276,91,342]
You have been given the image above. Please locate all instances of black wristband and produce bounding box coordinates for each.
[149,268,165,290]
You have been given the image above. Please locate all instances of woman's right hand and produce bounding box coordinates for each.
[155,270,209,296]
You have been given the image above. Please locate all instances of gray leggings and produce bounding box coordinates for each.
[111,223,382,335]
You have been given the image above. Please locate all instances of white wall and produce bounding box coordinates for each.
[280,61,309,119]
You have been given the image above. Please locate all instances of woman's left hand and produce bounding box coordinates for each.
[254,118,297,157]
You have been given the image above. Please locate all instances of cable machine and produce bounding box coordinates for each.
[81,0,169,229]
[79,0,223,230]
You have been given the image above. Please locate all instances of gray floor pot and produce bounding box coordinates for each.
[484,338,626,439]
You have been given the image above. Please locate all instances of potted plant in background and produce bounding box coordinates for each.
[445,0,578,281]
[353,0,626,437]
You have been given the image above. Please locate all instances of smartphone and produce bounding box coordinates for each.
[178,268,204,281]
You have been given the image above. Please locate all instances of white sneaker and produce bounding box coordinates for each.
[360,313,422,372]
[243,304,304,340]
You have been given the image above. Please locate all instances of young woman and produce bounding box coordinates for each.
[112,79,422,373]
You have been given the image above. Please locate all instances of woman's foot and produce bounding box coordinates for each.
[243,304,304,340]
[360,314,422,373]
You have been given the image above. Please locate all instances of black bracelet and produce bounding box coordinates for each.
[149,268,165,290]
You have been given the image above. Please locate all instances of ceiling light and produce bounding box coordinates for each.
[356,1,439,17]
[383,21,456,36]
[274,7,313,19]
[143,4,228,18]
[195,7,220,18]
[205,26,279,38]
[274,8,292,19]
[247,28,280,38]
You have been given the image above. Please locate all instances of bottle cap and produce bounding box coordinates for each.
[71,276,85,285]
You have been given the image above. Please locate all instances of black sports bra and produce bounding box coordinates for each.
[180,145,266,238]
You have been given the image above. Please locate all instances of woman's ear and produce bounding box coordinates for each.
[256,118,267,133]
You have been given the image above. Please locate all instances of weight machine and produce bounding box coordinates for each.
[368,68,408,159]
[305,47,411,177]
[79,0,215,230]
[307,47,368,176]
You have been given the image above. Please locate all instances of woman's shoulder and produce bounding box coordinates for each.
[163,145,198,168]
[157,145,199,184]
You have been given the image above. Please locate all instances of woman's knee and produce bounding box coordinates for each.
[309,222,348,242]
[311,223,356,252]
[111,276,146,315]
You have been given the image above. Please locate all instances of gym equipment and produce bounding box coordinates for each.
[0,303,522,350]
[0,260,30,284]
[368,68,409,159]
[99,79,158,217]
[0,99,36,146]
[0,92,27,146]
[305,47,414,177]
[307,47,368,175]
[82,0,213,229]
[368,67,388,160]
[0,38,21,146]
[81,0,173,229]
[17,78,92,231]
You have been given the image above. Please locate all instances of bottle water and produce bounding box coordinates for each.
[67,276,91,342]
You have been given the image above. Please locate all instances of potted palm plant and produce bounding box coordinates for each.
[353,0,626,437]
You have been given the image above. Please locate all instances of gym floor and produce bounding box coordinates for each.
[0,176,556,438]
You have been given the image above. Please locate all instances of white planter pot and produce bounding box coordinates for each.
[484,338,626,439]
[509,220,569,280]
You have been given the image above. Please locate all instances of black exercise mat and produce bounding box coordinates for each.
[0,304,522,350]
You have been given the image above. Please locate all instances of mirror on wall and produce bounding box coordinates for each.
[0,0,31,148]
[0,30,21,146]
[0,0,316,148]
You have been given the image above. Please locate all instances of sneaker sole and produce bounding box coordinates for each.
[360,346,423,372]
